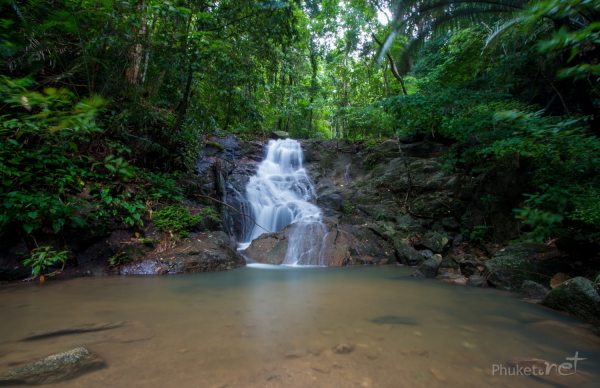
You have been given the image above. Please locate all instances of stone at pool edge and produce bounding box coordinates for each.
[414,254,442,278]
[0,347,105,385]
[482,242,566,291]
[520,280,550,300]
[541,277,600,325]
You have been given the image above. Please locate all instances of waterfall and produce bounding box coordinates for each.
[239,139,327,266]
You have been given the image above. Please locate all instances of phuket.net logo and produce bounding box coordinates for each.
[492,352,586,376]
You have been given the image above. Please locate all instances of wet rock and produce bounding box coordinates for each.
[332,344,354,354]
[317,194,342,215]
[421,232,449,253]
[311,365,330,373]
[459,260,484,277]
[394,240,424,266]
[22,322,127,341]
[401,349,429,357]
[416,254,442,278]
[467,276,486,287]
[482,243,564,290]
[541,277,600,324]
[370,316,418,325]
[271,131,289,139]
[0,347,104,385]
[520,280,550,299]
[118,231,245,275]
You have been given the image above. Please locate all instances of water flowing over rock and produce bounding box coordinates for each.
[240,139,327,265]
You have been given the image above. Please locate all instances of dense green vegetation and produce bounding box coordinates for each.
[1,0,599,270]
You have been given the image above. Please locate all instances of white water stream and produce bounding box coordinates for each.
[239,139,327,265]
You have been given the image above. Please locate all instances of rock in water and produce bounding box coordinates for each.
[520,280,550,299]
[541,277,600,324]
[416,254,442,278]
[482,243,564,290]
[0,347,105,385]
[332,344,354,354]
[22,322,127,341]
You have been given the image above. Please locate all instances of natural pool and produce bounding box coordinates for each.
[0,265,598,387]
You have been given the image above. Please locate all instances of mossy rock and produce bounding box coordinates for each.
[271,131,290,139]
[421,232,449,253]
[541,277,600,324]
[482,243,565,291]
[394,240,424,266]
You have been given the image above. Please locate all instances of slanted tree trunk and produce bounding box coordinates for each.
[372,34,407,96]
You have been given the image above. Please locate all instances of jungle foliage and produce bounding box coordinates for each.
[1,0,599,249]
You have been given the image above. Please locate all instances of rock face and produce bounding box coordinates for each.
[520,280,550,299]
[118,232,245,275]
[0,347,104,385]
[482,243,564,290]
[541,277,600,324]
[240,220,390,266]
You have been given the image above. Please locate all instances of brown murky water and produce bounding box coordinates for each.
[0,265,598,387]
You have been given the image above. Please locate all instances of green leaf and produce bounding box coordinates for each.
[28,211,38,218]
[23,223,34,233]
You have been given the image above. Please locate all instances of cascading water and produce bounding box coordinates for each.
[239,139,327,266]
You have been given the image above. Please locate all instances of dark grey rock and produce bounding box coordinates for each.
[0,347,104,385]
[520,280,550,299]
[421,250,434,259]
[417,254,443,278]
[394,240,424,266]
[541,277,600,324]
[271,131,289,139]
[482,243,564,291]
[396,215,414,227]
[118,231,245,275]
[421,232,449,253]
[22,322,127,341]
[441,217,460,231]
[467,275,486,287]
[317,194,342,214]
[453,234,464,246]
[459,260,484,277]
[400,141,448,158]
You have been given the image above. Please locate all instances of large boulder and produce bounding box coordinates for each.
[117,231,245,275]
[394,240,424,266]
[541,277,600,324]
[482,243,564,290]
[0,347,104,385]
[241,221,390,266]
[520,280,550,299]
[416,254,443,278]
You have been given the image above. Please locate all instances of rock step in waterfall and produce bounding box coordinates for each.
[238,139,327,266]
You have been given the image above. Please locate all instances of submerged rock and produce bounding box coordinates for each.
[332,344,354,354]
[467,275,486,287]
[118,232,245,275]
[520,280,550,299]
[541,277,600,324]
[370,315,418,325]
[22,322,127,341]
[0,347,104,385]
